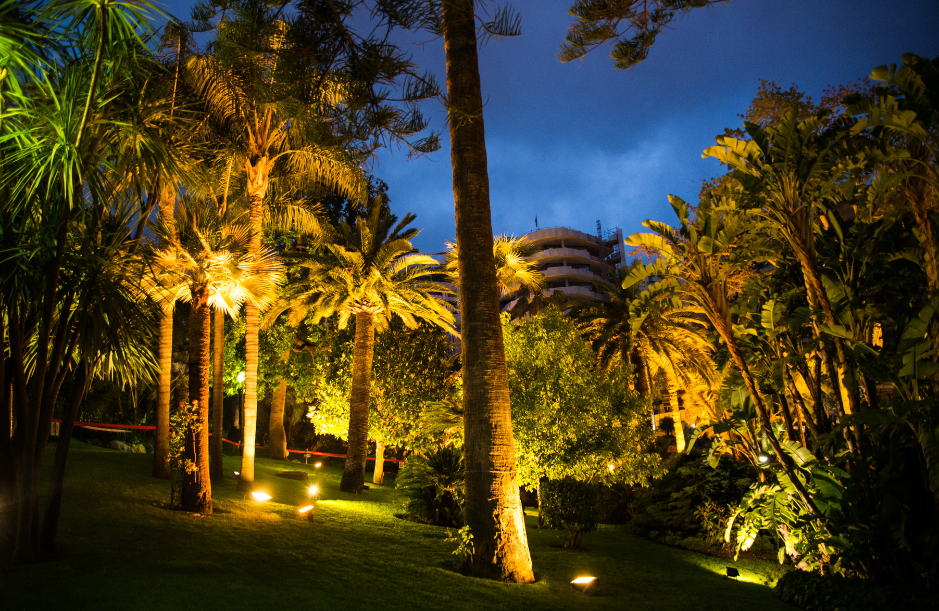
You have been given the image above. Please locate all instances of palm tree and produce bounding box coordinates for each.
[624,196,828,522]
[577,267,714,451]
[0,0,184,561]
[703,109,864,455]
[270,203,454,493]
[146,196,282,512]
[185,1,366,491]
[436,0,534,581]
[150,19,205,480]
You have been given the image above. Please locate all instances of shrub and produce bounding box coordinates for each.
[625,454,756,550]
[541,478,601,549]
[395,446,464,527]
[775,570,939,611]
[657,416,675,435]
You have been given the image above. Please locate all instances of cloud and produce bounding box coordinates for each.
[485,129,705,239]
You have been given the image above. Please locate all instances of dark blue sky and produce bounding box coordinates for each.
[161,0,939,253]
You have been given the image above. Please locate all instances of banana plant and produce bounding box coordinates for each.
[624,195,830,524]
[703,107,871,433]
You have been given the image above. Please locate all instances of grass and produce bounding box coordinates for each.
[1,445,795,610]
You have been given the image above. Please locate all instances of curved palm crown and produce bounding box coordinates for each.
[145,196,283,316]
[445,234,545,298]
[279,204,455,333]
[579,265,715,450]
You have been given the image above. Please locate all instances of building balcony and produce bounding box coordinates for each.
[546,285,607,301]
[536,247,604,265]
[541,265,600,281]
[525,227,600,250]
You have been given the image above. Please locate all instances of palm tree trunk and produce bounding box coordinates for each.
[372,439,385,485]
[664,371,685,452]
[183,286,212,514]
[340,312,375,493]
[153,308,173,480]
[153,185,176,480]
[441,0,534,583]
[0,326,15,550]
[238,303,260,492]
[210,308,225,481]
[239,161,269,493]
[796,245,862,458]
[269,378,288,460]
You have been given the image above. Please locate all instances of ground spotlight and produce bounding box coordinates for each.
[758,454,769,464]
[308,485,319,497]
[298,504,314,521]
[726,567,740,579]
[570,576,600,595]
[314,462,322,468]
[251,491,272,502]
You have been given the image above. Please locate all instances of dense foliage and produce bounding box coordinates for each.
[502,306,662,489]
[775,570,939,611]
[396,446,465,527]
[539,478,601,549]
[623,55,939,584]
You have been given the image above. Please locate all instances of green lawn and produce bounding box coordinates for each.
[1,446,794,610]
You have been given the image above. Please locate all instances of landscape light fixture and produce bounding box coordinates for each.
[237,371,245,383]
[251,491,272,502]
[308,485,318,497]
[298,505,314,514]
[726,567,740,579]
[233,471,240,477]
[314,462,322,468]
[570,576,600,595]
[758,454,770,464]
[298,505,314,521]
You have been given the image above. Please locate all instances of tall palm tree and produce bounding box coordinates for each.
[146,196,282,513]
[436,0,535,580]
[704,109,864,455]
[270,204,454,493]
[150,19,204,480]
[578,267,715,451]
[185,1,365,491]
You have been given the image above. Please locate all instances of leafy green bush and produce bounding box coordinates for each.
[625,454,756,550]
[395,446,464,527]
[540,478,601,549]
[775,570,939,611]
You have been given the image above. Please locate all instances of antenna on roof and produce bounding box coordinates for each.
[596,220,602,242]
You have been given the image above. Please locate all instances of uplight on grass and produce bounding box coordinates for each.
[314,462,322,468]
[298,505,314,514]
[251,491,272,502]
[308,485,319,496]
[570,576,599,595]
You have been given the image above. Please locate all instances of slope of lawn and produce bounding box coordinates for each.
[1,445,794,610]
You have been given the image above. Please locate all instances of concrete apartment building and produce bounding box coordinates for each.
[503,224,629,310]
